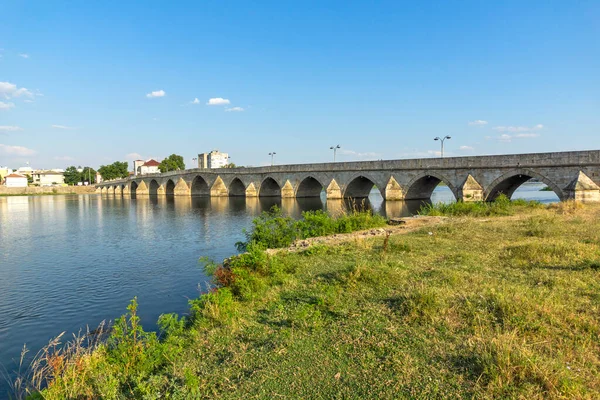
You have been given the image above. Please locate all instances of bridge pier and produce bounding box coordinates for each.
[115,186,123,196]
[245,182,258,197]
[458,174,484,202]
[384,177,404,200]
[564,171,600,203]
[174,178,191,196]
[326,179,343,199]
[210,177,228,197]
[156,185,166,196]
[282,180,295,198]
[136,181,149,196]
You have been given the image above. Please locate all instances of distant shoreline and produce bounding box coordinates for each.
[0,186,97,196]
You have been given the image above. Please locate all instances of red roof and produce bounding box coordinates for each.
[143,159,160,167]
[6,173,26,178]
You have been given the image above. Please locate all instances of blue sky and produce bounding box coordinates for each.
[1,1,599,170]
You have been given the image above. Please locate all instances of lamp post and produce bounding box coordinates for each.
[192,157,197,169]
[330,144,341,162]
[434,136,451,158]
[269,152,276,166]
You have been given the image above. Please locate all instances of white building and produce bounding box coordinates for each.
[32,170,65,186]
[5,173,28,187]
[198,150,229,169]
[134,159,160,175]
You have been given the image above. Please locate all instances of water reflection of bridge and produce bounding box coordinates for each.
[96,192,443,220]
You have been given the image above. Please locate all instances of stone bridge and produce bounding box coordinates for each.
[95,150,600,202]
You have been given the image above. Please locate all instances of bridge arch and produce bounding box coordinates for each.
[296,175,325,198]
[191,176,210,196]
[149,179,160,196]
[228,177,246,197]
[130,181,138,195]
[405,173,457,201]
[259,177,281,197]
[344,174,382,198]
[485,169,563,201]
[165,179,175,196]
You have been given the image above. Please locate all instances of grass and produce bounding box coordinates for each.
[418,194,544,217]
[15,202,600,399]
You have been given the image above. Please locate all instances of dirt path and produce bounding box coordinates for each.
[266,216,447,255]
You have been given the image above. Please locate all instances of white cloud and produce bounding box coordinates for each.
[0,143,36,156]
[459,145,474,151]
[0,125,23,133]
[0,82,34,99]
[190,98,200,104]
[225,106,244,112]
[468,120,488,126]
[206,97,230,106]
[146,90,166,98]
[493,124,544,133]
[18,53,29,59]
[126,152,143,160]
[339,149,381,159]
[0,101,15,110]
[498,134,512,142]
[51,124,76,130]
[514,133,540,138]
[54,155,74,161]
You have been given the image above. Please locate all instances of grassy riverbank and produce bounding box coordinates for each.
[23,201,600,399]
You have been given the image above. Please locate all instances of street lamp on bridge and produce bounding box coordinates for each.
[269,152,276,166]
[434,136,451,158]
[192,157,197,168]
[330,144,341,162]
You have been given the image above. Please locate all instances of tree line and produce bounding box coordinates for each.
[64,166,98,185]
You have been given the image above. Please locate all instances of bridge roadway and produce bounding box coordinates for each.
[95,150,600,202]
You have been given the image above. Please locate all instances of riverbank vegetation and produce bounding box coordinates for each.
[237,206,387,250]
[16,200,600,399]
[418,194,543,217]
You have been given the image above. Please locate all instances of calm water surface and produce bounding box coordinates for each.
[0,182,557,396]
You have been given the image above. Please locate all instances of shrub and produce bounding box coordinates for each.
[238,206,387,250]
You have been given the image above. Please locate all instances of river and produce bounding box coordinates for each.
[0,182,558,397]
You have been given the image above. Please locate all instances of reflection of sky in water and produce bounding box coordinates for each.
[0,184,560,394]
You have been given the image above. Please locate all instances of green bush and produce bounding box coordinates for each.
[238,206,387,250]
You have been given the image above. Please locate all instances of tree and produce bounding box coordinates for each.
[81,167,97,184]
[159,154,185,173]
[223,163,238,168]
[64,166,81,185]
[98,161,129,181]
